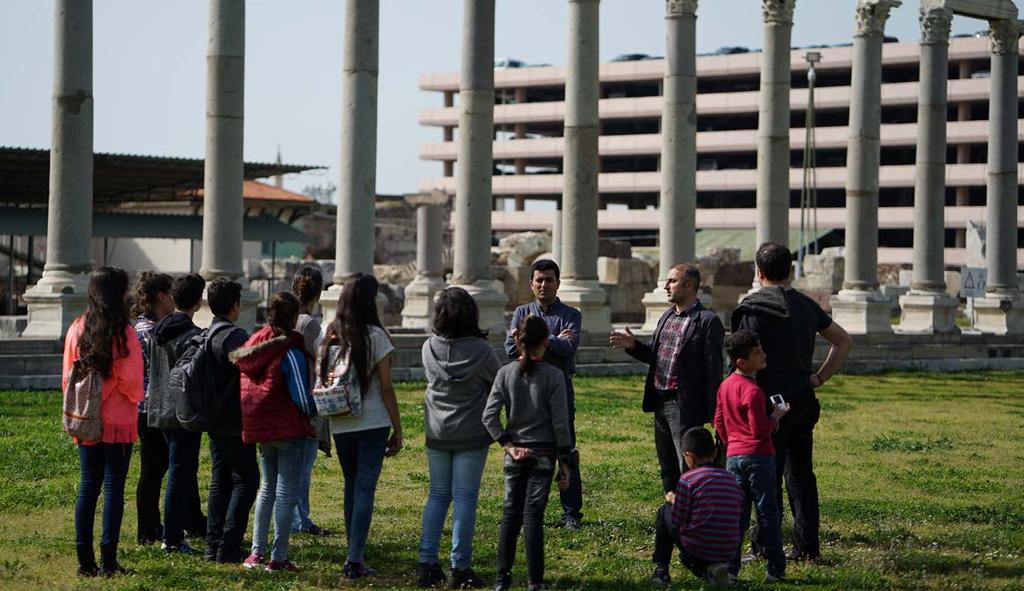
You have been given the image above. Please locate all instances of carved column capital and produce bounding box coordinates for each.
[989,19,1022,55]
[762,0,795,25]
[666,0,698,17]
[854,0,901,37]
[919,5,952,44]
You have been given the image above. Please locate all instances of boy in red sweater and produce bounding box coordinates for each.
[714,329,790,582]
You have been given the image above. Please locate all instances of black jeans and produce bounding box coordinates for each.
[752,396,821,558]
[652,504,713,578]
[136,414,168,543]
[496,453,555,586]
[559,382,583,521]
[76,443,133,550]
[206,433,259,559]
[653,396,703,493]
[162,428,204,546]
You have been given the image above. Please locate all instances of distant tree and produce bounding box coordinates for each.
[302,182,337,204]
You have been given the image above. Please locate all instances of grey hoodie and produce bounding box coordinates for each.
[422,336,501,451]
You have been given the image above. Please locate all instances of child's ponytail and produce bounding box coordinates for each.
[516,314,550,375]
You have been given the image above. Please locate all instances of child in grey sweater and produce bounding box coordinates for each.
[482,314,572,591]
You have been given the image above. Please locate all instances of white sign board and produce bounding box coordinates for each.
[960,266,987,298]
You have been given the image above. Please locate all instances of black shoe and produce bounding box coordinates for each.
[76,545,99,577]
[449,567,485,589]
[562,516,582,531]
[216,547,246,564]
[787,550,820,563]
[493,573,512,591]
[649,564,671,587]
[416,562,446,587]
[203,545,218,562]
[527,583,548,591]
[99,544,129,577]
[162,541,199,555]
[342,560,377,579]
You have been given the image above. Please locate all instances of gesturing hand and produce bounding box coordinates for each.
[608,326,636,350]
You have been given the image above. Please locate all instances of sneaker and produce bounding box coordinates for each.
[266,560,300,572]
[492,574,512,591]
[706,563,732,588]
[217,548,246,564]
[416,562,445,587]
[561,516,582,531]
[303,524,332,536]
[162,541,199,555]
[649,564,671,587]
[741,552,759,564]
[242,553,265,569]
[77,564,100,577]
[787,550,820,563]
[765,573,785,584]
[342,560,377,579]
[203,546,218,562]
[526,583,548,591]
[449,567,485,589]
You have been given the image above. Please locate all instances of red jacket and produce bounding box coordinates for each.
[713,372,777,457]
[230,326,314,444]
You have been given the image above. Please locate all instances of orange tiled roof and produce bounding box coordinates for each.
[187,180,315,204]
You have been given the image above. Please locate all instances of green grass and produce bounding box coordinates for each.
[1,372,1023,590]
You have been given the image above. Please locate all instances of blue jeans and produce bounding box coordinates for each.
[251,438,304,562]
[333,427,389,563]
[726,455,785,578]
[418,446,489,569]
[291,438,319,532]
[162,429,202,547]
[76,443,133,549]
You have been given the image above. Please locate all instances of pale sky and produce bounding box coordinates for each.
[0,1,1013,197]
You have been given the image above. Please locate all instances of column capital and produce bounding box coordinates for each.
[854,0,901,37]
[666,0,697,17]
[919,5,952,44]
[762,0,795,25]
[988,19,1022,55]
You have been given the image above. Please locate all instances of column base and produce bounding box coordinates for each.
[972,291,1024,335]
[21,272,90,338]
[193,288,261,332]
[559,279,610,335]
[319,284,390,328]
[897,290,960,334]
[401,274,447,330]
[456,280,509,334]
[831,289,893,335]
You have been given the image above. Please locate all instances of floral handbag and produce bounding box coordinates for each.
[312,347,363,418]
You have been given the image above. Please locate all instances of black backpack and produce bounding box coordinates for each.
[146,328,200,430]
[169,323,238,433]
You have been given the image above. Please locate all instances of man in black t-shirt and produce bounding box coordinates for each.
[731,243,853,562]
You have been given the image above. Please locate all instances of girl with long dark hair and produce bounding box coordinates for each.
[62,266,144,576]
[318,273,403,579]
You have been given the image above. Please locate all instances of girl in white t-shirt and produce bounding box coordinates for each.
[317,273,403,579]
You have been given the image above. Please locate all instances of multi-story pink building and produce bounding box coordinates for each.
[418,35,1024,268]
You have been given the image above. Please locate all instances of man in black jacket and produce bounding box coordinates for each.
[609,263,725,493]
[732,243,852,562]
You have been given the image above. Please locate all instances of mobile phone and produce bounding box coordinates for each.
[770,394,786,408]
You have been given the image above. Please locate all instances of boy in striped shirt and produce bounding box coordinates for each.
[650,426,743,587]
[714,329,790,582]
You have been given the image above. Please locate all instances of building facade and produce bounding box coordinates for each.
[418,34,1024,269]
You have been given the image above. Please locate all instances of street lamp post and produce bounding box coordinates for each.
[797,50,821,278]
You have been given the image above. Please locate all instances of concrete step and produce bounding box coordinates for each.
[0,354,62,376]
[0,375,61,390]
[0,338,62,355]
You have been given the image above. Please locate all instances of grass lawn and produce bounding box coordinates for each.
[1,372,1023,590]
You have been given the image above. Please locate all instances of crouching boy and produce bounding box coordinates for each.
[650,426,743,588]
[714,329,789,582]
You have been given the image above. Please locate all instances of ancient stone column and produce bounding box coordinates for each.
[898,5,959,333]
[551,209,562,265]
[560,0,610,333]
[321,0,382,327]
[642,0,698,332]
[402,192,448,329]
[831,0,900,335]
[450,0,507,331]
[975,18,1024,334]
[23,0,94,337]
[756,0,796,249]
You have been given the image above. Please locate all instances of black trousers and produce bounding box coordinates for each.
[652,504,712,578]
[135,415,168,543]
[206,433,259,560]
[496,453,555,586]
[653,396,704,493]
[752,396,821,558]
[558,382,583,521]
[162,428,206,546]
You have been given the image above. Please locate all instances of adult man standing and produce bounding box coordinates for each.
[505,259,584,529]
[609,263,724,494]
[731,243,853,562]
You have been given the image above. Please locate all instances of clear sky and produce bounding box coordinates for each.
[0,1,1015,197]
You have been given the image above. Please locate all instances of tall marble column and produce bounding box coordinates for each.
[831,0,900,334]
[899,5,959,333]
[402,192,448,329]
[975,18,1024,334]
[194,0,258,330]
[560,0,610,333]
[321,0,381,326]
[23,0,94,337]
[451,0,507,331]
[642,0,698,331]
